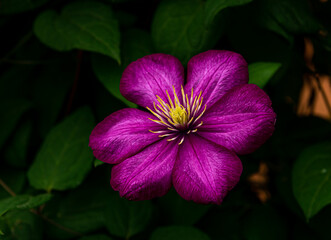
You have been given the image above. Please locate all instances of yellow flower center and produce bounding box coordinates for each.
[146,86,206,144]
[169,105,187,125]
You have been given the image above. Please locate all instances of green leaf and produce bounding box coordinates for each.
[0,0,48,15]
[204,0,252,25]
[34,2,120,63]
[152,0,251,63]
[94,159,104,167]
[292,142,331,220]
[158,189,210,225]
[2,210,42,240]
[0,194,52,216]
[92,29,152,107]
[27,107,95,192]
[104,194,153,238]
[243,205,287,240]
[152,0,213,64]
[150,226,210,240]
[248,62,281,88]
[0,98,31,149]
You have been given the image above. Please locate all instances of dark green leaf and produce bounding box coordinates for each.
[152,0,251,63]
[92,29,152,107]
[204,0,252,25]
[104,194,153,238]
[243,205,287,240]
[27,107,95,192]
[158,189,210,225]
[248,62,281,88]
[80,235,112,240]
[4,119,32,168]
[0,194,52,216]
[292,142,331,220]
[34,2,120,63]
[94,159,104,167]
[259,0,320,40]
[92,54,133,107]
[2,210,42,240]
[150,226,210,240]
[43,173,111,238]
[0,0,48,15]
[152,0,212,64]
[0,98,31,149]
[122,29,154,65]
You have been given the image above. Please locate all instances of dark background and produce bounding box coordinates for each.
[1,0,331,239]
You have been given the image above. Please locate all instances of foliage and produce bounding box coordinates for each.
[1,0,331,239]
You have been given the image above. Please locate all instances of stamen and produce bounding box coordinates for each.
[159,133,174,137]
[166,90,174,109]
[195,121,203,128]
[192,105,207,125]
[181,86,186,107]
[149,130,169,134]
[167,135,179,141]
[147,85,207,145]
[178,136,185,145]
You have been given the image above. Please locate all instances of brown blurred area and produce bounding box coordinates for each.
[248,37,331,203]
[297,38,331,120]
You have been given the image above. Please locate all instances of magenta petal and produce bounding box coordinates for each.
[199,84,276,155]
[185,50,248,109]
[89,108,161,164]
[120,54,184,108]
[111,140,179,200]
[172,135,242,204]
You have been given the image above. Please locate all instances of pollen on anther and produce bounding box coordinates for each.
[147,85,207,142]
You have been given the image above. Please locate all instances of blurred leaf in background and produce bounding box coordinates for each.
[34,1,121,63]
[28,107,94,192]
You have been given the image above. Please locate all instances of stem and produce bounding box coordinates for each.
[314,73,331,119]
[30,209,83,237]
[66,50,83,115]
[0,179,16,197]
[0,179,83,237]
[0,31,33,64]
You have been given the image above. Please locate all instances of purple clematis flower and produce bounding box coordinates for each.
[89,50,276,204]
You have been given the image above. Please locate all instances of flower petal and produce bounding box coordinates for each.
[120,54,184,108]
[111,140,179,200]
[172,135,242,204]
[89,108,161,164]
[199,84,276,155]
[185,50,248,109]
